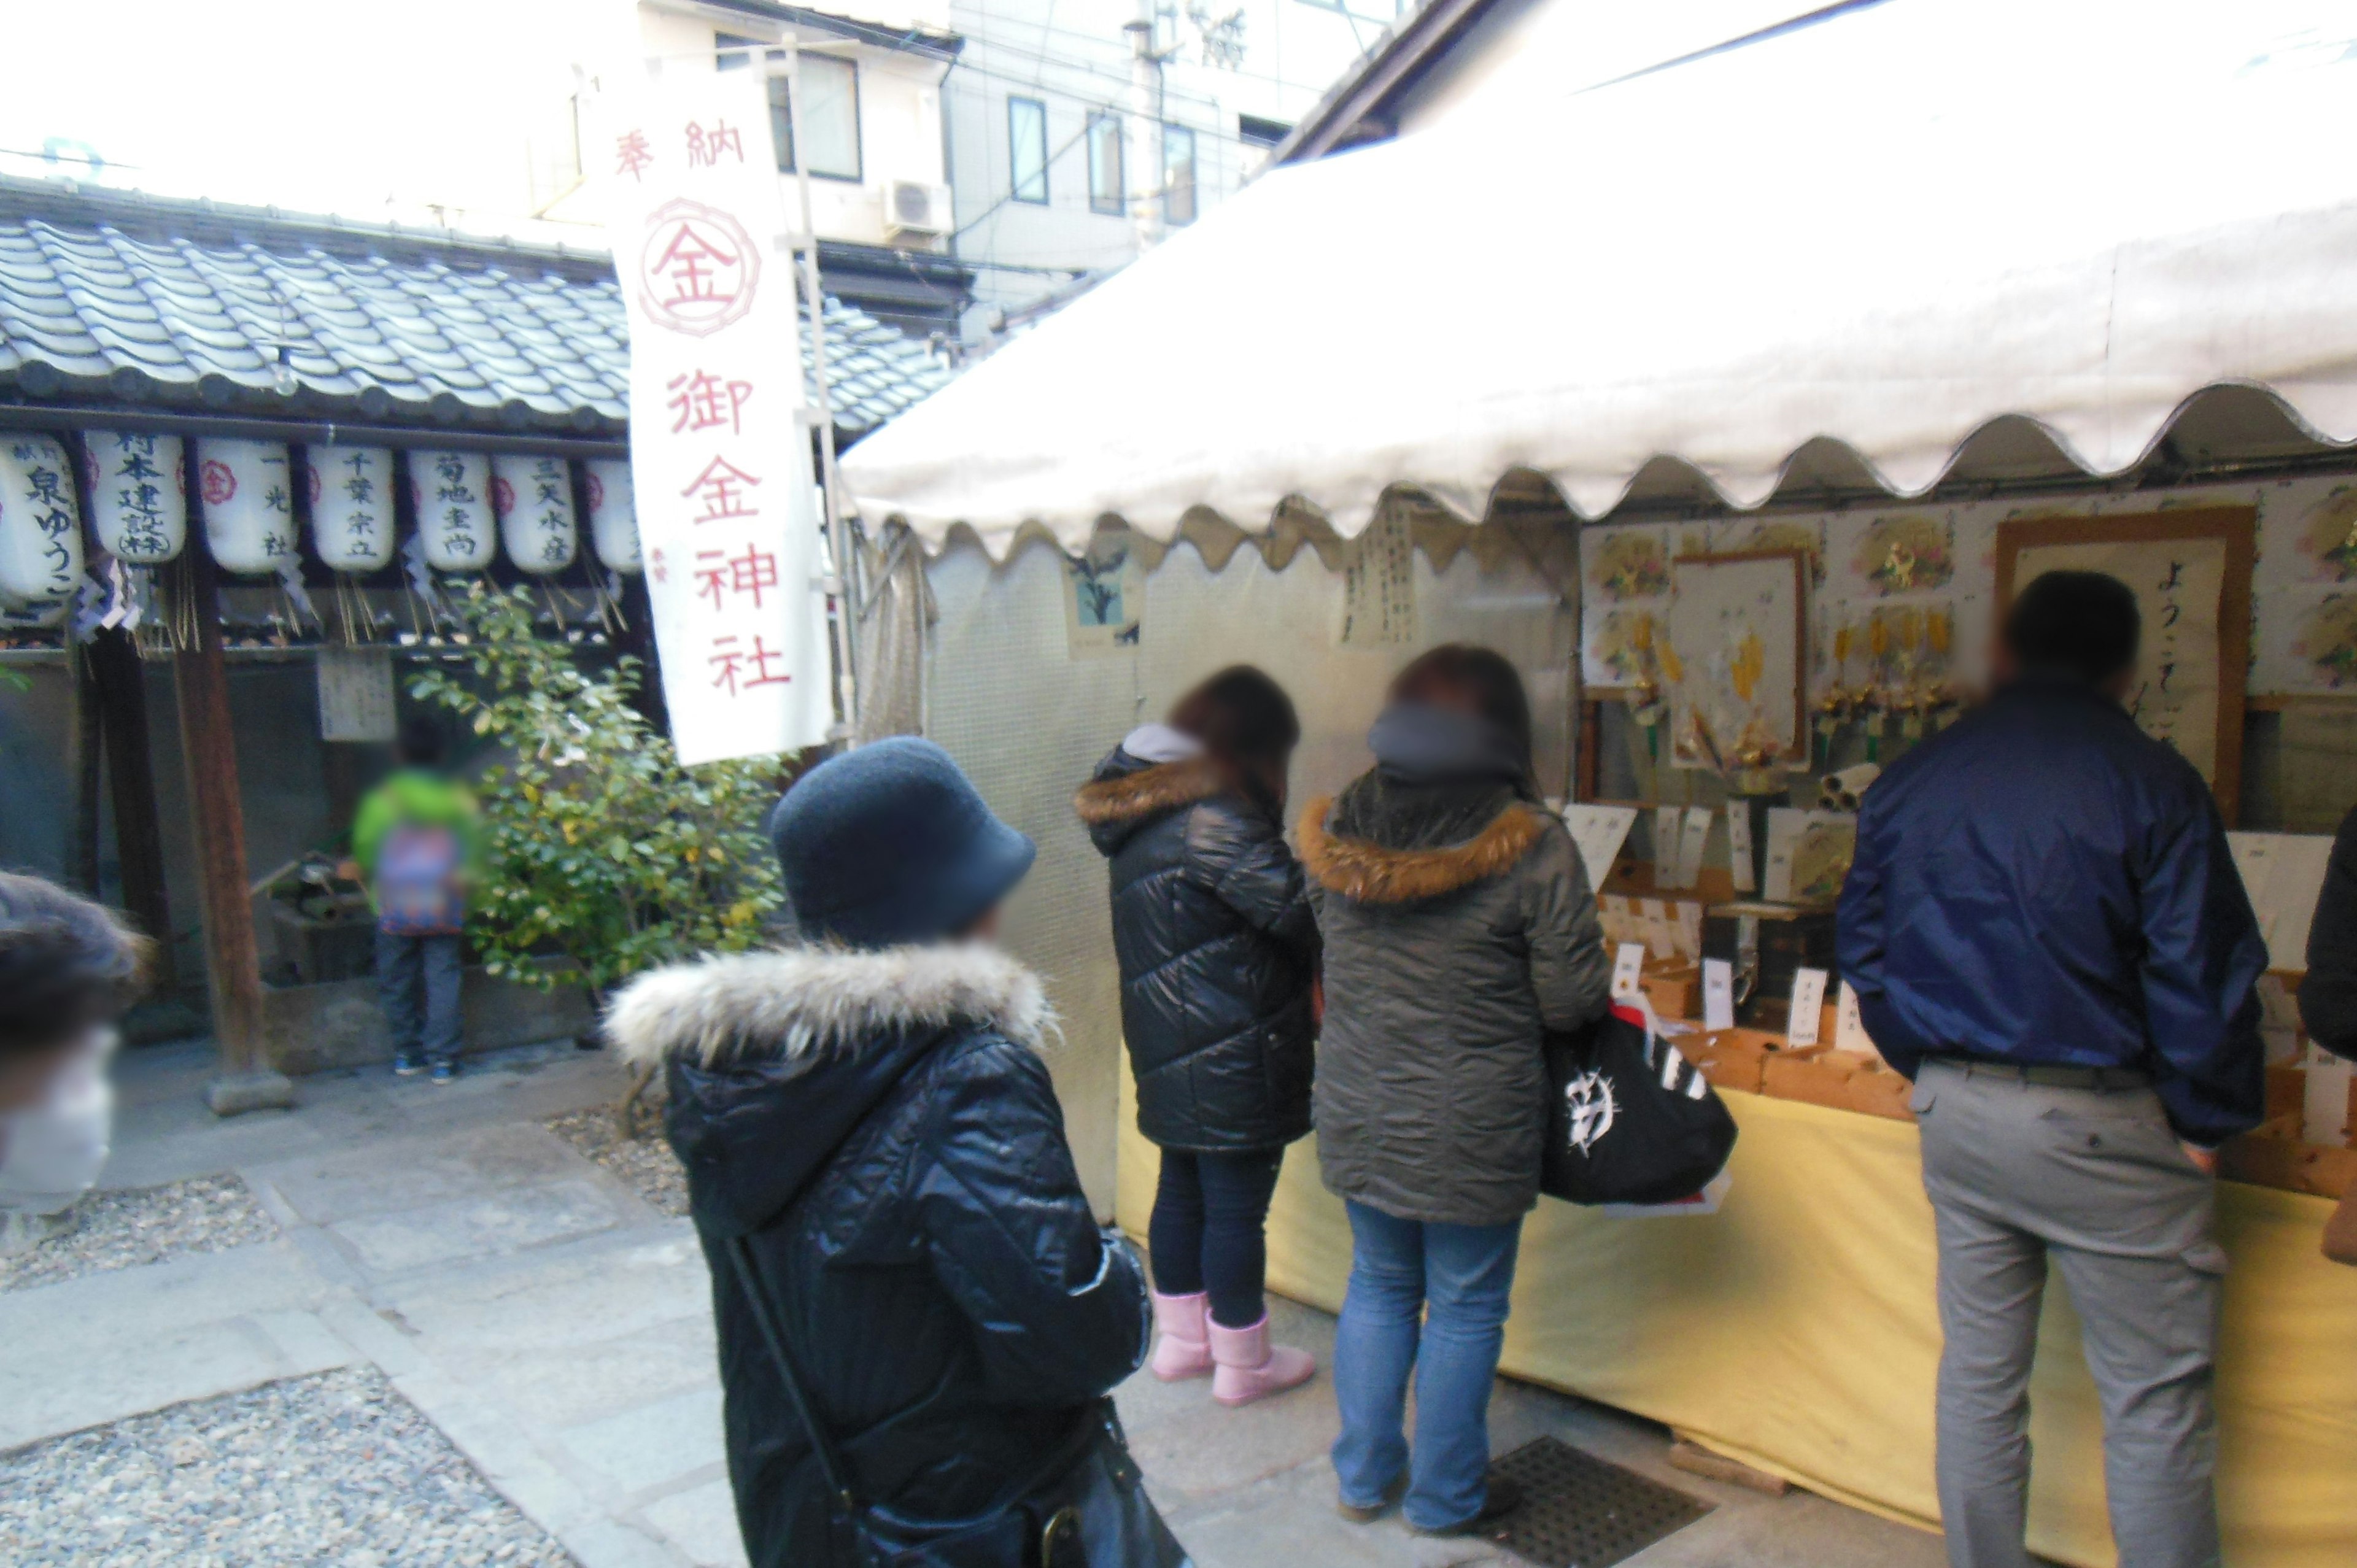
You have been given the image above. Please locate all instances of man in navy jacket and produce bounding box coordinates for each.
[1838,570,2264,1568]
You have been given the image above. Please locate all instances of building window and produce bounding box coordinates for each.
[1162,124,1196,225]
[1087,112,1124,215]
[716,33,862,181]
[1009,97,1048,204]
[1237,114,1290,150]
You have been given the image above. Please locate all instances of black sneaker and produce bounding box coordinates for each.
[392,1052,425,1077]
[1411,1475,1523,1539]
[430,1059,461,1085]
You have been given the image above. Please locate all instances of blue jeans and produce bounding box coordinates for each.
[376,930,464,1066]
[1331,1200,1523,1531]
[1147,1148,1285,1329]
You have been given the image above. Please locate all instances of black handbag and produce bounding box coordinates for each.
[726,1238,1190,1568]
[1540,1002,1738,1207]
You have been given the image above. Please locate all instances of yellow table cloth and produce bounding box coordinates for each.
[1115,1075,2357,1566]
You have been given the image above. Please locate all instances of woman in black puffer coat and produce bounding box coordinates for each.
[1076,666,1320,1408]
[613,740,1179,1568]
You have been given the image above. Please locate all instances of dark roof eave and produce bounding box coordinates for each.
[1270,0,1502,165]
[700,0,964,60]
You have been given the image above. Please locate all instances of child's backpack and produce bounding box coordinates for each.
[376,821,466,936]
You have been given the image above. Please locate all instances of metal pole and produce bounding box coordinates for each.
[778,37,862,744]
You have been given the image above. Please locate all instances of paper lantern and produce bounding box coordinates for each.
[82,431,186,564]
[0,594,68,630]
[492,454,578,576]
[195,439,300,577]
[584,459,640,574]
[408,450,497,572]
[307,445,395,574]
[0,435,84,606]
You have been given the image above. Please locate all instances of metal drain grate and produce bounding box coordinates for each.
[1483,1436,1711,1568]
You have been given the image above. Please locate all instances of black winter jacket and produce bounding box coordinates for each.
[1077,749,1319,1153]
[2301,803,2357,1062]
[610,944,1149,1568]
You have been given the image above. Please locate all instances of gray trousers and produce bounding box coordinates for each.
[1914,1059,2226,1568]
[376,930,465,1066]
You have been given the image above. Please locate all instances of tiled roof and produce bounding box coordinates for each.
[0,177,954,438]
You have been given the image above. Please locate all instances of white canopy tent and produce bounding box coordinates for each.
[845,0,2357,554]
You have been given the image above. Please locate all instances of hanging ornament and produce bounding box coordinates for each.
[492,453,578,576]
[0,434,83,616]
[584,459,640,574]
[307,446,395,574]
[195,439,301,577]
[82,431,186,564]
[409,450,497,573]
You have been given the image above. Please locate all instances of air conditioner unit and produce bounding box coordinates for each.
[884,180,953,240]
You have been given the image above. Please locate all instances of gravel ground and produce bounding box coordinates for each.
[544,1107,689,1217]
[0,1175,279,1294]
[0,1367,578,1567]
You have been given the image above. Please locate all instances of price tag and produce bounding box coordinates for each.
[1674,805,1714,890]
[1611,942,1648,1002]
[1639,898,1678,960]
[1834,981,1880,1062]
[1654,805,1687,889]
[1787,967,1830,1046]
[1702,958,1736,1031]
[1726,805,1756,894]
[1601,894,1634,945]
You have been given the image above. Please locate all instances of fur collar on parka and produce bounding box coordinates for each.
[1298,796,1544,905]
[606,943,1052,1069]
[1072,756,1225,828]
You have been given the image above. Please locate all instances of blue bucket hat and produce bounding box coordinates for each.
[768,738,1036,949]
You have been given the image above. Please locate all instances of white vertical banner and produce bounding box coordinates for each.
[597,66,831,766]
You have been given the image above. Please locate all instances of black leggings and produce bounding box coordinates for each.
[1147,1148,1285,1330]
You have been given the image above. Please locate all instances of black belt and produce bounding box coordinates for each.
[1927,1057,2153,1091]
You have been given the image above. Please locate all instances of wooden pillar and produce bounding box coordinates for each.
[85,627,176,989]
[176,454,291,1114]
[67,641,103,895]
[617,574,669,737]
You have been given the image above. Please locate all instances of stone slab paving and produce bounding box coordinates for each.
[0,1366,575,1567]
[6,1038,1962,1568]
[0,1174,278,1293]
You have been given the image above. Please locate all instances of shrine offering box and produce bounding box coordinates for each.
[1703,902,1838,1030]
[1642,965,1702,1021]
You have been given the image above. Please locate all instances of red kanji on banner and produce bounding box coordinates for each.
[681,457,761,523]
[684,119,745,167]
[694,543,781,609]
[667,370,754,436]
[649,546,670,585]
[635,199,760,338]
[199,460,236,506]
[616,129,654,181]
[708,635,792,696]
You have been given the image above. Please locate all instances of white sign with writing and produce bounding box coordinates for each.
[1563,803,1639,892]
[317,646,397,742]
[1786,966,1830,1047]
[599,66,830,766]
[1611,942,1648,1002]
[1726,803,1756,894]
[1674,806,1714,890]
[1674,901,1705,961]
[1652,806,1687,888]
[1701,957,1736,1031]
[1835,980,1881,1063]
[1639,898,1678,960]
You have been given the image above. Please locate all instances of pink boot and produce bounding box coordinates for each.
[1149,1291,1213,1381]
[1208,1313,1317,1407]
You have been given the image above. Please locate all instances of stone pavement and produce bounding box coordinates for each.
[0,1037,1957,1568]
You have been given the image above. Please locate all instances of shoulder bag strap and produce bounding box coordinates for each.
[726,1235,863,1524]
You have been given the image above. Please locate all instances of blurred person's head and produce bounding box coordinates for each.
[0,873,149,1114]
[395,714,448,771]
[1374,644,1536,787]
[768,738,1035,949]
[1167,665,1301,809]
[1998,571,2140,698]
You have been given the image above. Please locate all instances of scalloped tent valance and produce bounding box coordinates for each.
[844,0,2357,558]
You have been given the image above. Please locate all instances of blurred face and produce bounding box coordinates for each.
[0,1038,87,1116]
[956,906,1004,945]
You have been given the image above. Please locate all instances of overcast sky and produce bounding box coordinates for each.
[0,0,622,227]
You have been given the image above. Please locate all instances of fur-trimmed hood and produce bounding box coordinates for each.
[1075,752,1226,855]
[1299,795,1543,904]
[608,942,1051,1069]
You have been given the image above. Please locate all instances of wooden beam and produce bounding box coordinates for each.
[174,445,291,1114]
[67,640,103,895]
[85,627,176,989]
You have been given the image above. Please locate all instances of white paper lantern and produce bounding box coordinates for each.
[82,431,186,564]
[492,453,578,576]
[408,450,497,573]
[195,439,300,577]
[306,445,395,574]
[0,435,84,606]
[584,459,640,574]
[0,593,69,630]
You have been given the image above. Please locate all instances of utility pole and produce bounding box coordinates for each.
[1125,0,1165,253]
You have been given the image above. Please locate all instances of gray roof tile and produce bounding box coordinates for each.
[0,178,957,436]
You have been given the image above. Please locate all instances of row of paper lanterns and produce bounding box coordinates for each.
[0,432,641,616]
